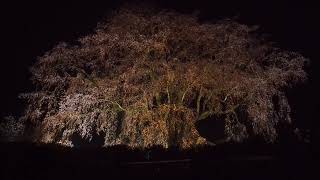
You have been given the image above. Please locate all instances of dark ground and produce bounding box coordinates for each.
[0,142,313,179]
[0,0,318,179]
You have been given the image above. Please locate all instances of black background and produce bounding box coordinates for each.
[0,1,318,178]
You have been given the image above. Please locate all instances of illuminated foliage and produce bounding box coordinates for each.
[19,6,308,149]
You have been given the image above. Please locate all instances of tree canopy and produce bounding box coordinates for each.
[17,6,308,149]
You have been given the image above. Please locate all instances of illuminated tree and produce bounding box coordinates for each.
[18,6,308,149]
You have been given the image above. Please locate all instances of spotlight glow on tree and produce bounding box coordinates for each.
[18,6,308,149]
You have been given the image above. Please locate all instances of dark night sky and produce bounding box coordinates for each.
[1,1,319,141]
